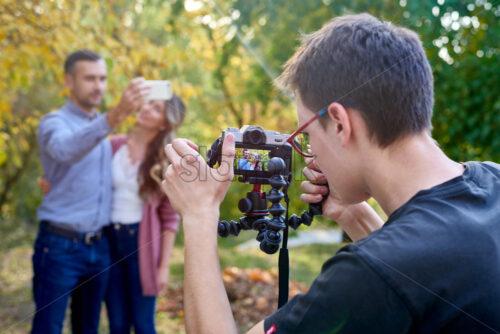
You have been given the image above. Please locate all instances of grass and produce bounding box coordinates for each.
[0,218,341,334]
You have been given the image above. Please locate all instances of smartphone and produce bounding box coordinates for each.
[145,80,173,100]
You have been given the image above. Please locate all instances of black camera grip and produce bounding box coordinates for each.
[308,183,329,216]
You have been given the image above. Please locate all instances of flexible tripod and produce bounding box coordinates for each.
[217,157,324,307]
[217,156,322,253]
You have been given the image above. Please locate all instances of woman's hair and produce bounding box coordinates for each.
[138,94,186,201]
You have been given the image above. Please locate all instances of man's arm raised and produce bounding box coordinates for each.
[106,77,150,128]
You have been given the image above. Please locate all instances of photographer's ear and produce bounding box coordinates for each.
[327,102,352,147]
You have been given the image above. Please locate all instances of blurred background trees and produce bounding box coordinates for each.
[1,0,499,221]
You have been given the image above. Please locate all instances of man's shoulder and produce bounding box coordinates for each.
[39,105,70,124]
[471,161,500,176]
[264,243,413,333]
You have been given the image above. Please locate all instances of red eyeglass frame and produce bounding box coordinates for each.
[286,108,328,158]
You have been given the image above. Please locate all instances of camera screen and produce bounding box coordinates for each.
[234,148,270,172]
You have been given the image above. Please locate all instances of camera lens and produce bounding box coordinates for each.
[207,138,222,167]
[243,126,266,145]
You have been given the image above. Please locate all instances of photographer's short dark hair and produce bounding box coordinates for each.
[277,14,433,147]
[64,50,102,75]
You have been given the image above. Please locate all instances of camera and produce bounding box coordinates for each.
[207,125,293,184]
[207,125,321,255]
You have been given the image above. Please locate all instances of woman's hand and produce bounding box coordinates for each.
[161,135,235,222]
[37,176,51,195]
[157,265,170,292]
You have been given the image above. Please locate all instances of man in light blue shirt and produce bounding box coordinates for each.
[32,50,149,334]
[237,149,253,170]
[37,99,113,232]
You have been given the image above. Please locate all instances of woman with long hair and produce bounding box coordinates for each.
[104,95,186,333]
[38,95,186,333]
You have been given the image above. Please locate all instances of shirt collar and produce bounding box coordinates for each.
[65,100,98,120]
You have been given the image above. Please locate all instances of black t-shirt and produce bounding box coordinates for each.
[264,162,500,334]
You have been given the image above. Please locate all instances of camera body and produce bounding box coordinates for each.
[207,125,293,183]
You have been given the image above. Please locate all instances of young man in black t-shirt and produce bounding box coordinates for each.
[161,13,500,334]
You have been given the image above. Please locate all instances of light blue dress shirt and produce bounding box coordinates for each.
[37,101,113,232]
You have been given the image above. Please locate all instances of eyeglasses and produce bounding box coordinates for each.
[286,108,327,158]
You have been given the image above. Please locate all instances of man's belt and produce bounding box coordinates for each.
[40,220,103,245]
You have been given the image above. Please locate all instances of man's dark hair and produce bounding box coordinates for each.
[277,14,434,147]
[64,50,102,75]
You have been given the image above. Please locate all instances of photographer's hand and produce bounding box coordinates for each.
[162,135,241,334]
[301,157,384,241]
[106,77,150,129]
[162,135,234,218]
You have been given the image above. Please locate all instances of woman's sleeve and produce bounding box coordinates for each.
[110,134,128,155]
[158,196,180,232]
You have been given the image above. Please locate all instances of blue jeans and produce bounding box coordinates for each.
[31,226,110,334]
[105,223,156,334]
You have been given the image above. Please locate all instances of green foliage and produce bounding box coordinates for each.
[1,2,498,332]
[230,0,500,162]
[1,0,498,221]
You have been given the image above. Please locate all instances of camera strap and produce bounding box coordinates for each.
[278,235,289,308]
[277,188,291,308]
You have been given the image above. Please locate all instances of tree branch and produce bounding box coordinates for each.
[0,128,37,209]
[204,25,243,128]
